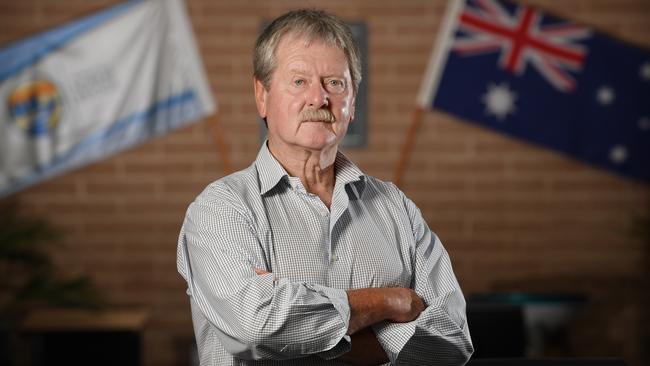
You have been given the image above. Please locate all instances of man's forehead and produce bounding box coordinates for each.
[277,34,347,67]
[277,32,342,55]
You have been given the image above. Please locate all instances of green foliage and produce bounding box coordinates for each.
[0,206,54,269]
[0,200,103,325]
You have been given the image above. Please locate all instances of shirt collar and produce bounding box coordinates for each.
[333,149,365,196]
[255,142,290,195]
[254,141,366,197]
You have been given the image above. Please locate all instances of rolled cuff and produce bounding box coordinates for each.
[373,305,473,365]
[305,284,353,360]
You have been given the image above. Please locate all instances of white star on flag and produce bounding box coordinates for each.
[596,86,615,105]
[482,82,517,121]
[609,145,628,164]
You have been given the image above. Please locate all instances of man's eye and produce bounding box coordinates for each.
[294,79,305,87]
[325,79,345,92]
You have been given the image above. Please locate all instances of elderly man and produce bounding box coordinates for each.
[177,8,473,366]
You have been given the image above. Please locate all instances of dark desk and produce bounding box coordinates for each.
[21,308,148,366]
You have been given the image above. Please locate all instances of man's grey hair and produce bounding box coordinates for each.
[253,9,362,95]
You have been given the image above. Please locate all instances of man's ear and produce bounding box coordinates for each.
[254,77,267,119]
[348,96,356,123]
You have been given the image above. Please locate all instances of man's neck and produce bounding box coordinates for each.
[267,140,337,208]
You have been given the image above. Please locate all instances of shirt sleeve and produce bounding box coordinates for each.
[371,192,474,365]
[176,188,351,361]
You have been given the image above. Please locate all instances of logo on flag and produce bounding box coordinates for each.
[418,0,650,183]
[0,0,215,197]
[6,78,63,169]
[9,79,62,137]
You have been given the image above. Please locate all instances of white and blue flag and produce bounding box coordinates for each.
[0,0,215,197]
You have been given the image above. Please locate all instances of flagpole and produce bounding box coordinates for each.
[394,0,461,188]
[394,106,424,188]
[209,113,234,175]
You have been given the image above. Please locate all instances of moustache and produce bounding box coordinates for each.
[299,108,336,123]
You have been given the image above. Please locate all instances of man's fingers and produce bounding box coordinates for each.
[254,268,279,284]
[254,268,269,275]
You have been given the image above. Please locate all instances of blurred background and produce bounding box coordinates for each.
[0,0,648,365]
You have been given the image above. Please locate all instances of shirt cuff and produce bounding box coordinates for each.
[304,284,352,359]
[373,305,472,364]
[317,334,352,360]
[372,319,416,363]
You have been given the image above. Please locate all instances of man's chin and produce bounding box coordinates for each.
[296,133,341,151]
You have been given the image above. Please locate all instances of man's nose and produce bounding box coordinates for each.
[306,82,329,109]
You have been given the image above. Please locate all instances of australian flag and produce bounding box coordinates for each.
[418,0,650,183]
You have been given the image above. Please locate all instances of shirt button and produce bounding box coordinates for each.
[331,255,339,263]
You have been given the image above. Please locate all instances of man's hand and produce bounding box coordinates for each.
[253,268,269,275]
[254,267,278,282]
[383,287,426,323]
[343,288,424,364]
[347,287,425,335]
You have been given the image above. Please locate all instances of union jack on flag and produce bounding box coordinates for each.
[452,0,591,92]
[418,0,650,183]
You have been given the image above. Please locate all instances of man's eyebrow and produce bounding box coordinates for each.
[287,68,347,80]
[288,67,310,75]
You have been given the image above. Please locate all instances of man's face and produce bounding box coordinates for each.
[254,34,356,153]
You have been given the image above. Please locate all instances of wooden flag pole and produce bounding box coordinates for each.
[394,106,425,188]
[209,113,234,175]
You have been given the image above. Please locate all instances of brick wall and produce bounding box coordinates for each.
[1,1,648,365]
